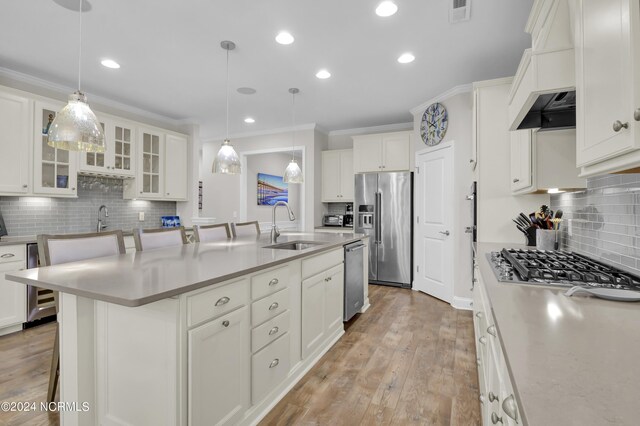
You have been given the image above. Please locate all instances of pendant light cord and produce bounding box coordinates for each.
[291,91,296,160]
[78,0,83,92]
[225,47,229,141]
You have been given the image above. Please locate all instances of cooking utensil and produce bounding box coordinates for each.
[519,213,532,225]
[514,217,529,228]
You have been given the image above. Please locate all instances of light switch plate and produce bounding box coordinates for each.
[138,212,145,221]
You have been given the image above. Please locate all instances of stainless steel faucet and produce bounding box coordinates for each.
[97,205,109,233]
[270,201,295,244]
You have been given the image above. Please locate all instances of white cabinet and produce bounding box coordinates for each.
[33,100,78,197]
[164,134,188,200]
[510,129,585,194]
[321,149,354,202]
[188,306,250,426]
[0,245,27,335]
[323,265,344,332]
[0,91,30,195]
[80,118,135,177]
[575,0,640,175]
[352,131,411,173]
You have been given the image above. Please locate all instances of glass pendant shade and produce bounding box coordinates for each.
[283,159,303,183]
[48,91,105,153]
[213,139,241,174]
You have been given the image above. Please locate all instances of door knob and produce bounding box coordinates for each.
[439,230,450,236]
[465,227,473,234]
[634,108,640,121]
[613,120,629,132]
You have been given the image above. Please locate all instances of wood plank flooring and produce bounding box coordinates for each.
[0,285,480,426]
[260,285,481,426]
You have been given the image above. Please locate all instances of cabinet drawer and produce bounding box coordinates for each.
[0,245,25,264]
[301,248,343,279]
[251,288,289,327]
[251,265,289,301]
[187,278,249,328]
[251,310,290,353]
[251,333,290,404]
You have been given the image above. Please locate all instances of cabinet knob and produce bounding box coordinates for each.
[269,302,279,311]
[71,187,76,191]
[502,395,519,422]
[222,320,230,327]
[215,296,230,306]
[269,326,279,336]
[613,120,629,132]
[634,108,640,121]
[140,191,143,194]
[475,311,483,318]
[477,358,481,366]
[22,184,28,189]
[269,358,280,368]
[479,394,485,404]
[487,325,497,337]
[512,178,520,183]
[479,336,487,345]
[269,278,279,286]
[167,192,170,195]
[491,412,503,424]
[469,159,474,163]
[488,392,499,402]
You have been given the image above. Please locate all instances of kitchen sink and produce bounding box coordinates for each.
[263,240,325,251]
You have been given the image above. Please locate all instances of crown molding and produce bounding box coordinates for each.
[204,123,318,144]
[328,122,413,137]
[0,66,194,129]
[410,83,473,115]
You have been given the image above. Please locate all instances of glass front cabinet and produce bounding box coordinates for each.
[80,117,135,177]
[34,100,78,197]
[136,127,164,198]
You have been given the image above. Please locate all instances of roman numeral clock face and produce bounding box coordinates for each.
[420,102,448,146]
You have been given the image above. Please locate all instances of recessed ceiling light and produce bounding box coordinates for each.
[316,69,331,79]
[397,53,415,64]
[101,59,120,69]
[376,1,398,17]
[244,117,255,124]
[237,87,257,95]
[275,31,295,45]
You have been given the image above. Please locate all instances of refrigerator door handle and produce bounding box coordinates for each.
[375,192,382,244]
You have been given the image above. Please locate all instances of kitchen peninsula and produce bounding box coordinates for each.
[6,232,367,426]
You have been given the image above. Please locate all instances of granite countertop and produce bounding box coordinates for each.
[6,232,366,308]
[477,242,640,425]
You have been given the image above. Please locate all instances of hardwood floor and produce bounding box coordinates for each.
[260,285,481,426]
[0,285,480,426]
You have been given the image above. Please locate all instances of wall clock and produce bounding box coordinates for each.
[420,102,448,146]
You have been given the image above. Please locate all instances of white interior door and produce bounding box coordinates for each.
[414,146,454,303]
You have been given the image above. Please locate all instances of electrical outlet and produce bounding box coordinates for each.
[233,211,238,218]
[138,212,145,221]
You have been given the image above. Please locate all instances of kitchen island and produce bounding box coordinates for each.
[7,232,368,426]
[474,243,640,425]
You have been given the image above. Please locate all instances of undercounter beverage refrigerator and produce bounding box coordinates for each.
[355,172,412,288]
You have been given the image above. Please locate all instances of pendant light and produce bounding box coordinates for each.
[213,40,241,174]
[48,0,105,153]
[283,88,303,183]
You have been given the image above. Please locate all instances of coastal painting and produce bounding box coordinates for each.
[257,173,288,206]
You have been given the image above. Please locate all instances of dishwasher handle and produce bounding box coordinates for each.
[346,244,365,253]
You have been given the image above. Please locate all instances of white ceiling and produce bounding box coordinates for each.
[1,0,532,139]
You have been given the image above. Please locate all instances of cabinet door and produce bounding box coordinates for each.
[382,133,411,171]
[188,306,250,426]
[34,101,78,197]
[321,150,341,201]
[164,134,188,200]
[339,150,354,201]
[0,91,30,195]
[0,260,27,330]
[575,0,638,166]
[81,120,108,173]
[510,130,532,192]
[112,122,135,176]
[353,135,382,173]
[301,273,325,359]
[324,265,344,333]
[137,128,164,198]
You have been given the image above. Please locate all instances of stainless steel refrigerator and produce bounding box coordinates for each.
[355,172,412,288]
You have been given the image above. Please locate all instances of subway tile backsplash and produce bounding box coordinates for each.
[550,174,640,275]
[0,176,176,237]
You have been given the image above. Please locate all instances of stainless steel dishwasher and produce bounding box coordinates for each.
[344,241,365,321]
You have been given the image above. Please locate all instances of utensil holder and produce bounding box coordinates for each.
[525,227,536,246]
[536,229,556,251]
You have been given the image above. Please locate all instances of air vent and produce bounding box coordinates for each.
[449,0,470,23]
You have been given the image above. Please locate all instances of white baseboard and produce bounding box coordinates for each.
[451,296,473,310]
[360,298,371,314]
[0,323,23,337]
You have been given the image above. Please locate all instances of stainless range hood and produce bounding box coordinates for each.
[508,0,575,131]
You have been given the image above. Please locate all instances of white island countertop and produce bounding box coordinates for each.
[477,242,640,426]
[6,232,365,307]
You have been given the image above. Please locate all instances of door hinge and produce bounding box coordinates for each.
[416,265,419,273]
[415,166,420,174]
[416,216,419,223]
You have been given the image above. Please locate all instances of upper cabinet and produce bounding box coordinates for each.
[34,100,78,197]
[321,149,354,202]
[575,0,640,175]
[138,128,164,199]
[164,134,188,201]
[352,131,412,173]
[80,117,136,177]
[0,91,30,196]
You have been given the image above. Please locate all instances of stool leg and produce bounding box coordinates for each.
[47,325,60,402]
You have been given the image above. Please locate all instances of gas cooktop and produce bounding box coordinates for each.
[487,248,640,291]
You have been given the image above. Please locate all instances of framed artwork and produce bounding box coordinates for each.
[257,173,288,205]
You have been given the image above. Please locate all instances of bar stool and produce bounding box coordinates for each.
[231,221,261,238]
[38,230,126,402]
[193,223,231,243]
[133,226,188,251]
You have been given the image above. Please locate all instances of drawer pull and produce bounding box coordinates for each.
[491,412,503,424]
[502,394,519,422]
[269,278,279,286]
[1,253,15,258]
[222,320,230,327]
[488,392,499,402]
[269,358,279,368]
[487,325,497,337]
[479,336,487,345]
[215,296,230,306]
[269,302,279,311]
[269,326,279,336]
[613,120,629,132]
[479,394,485,404]
[475,311,483,318]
